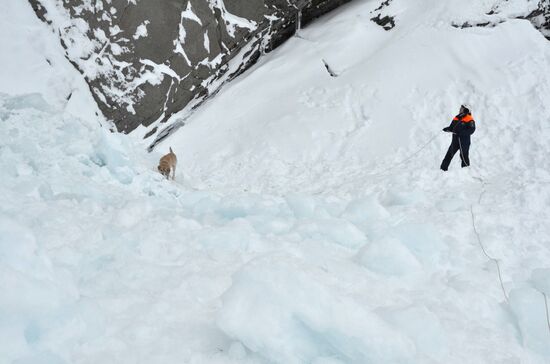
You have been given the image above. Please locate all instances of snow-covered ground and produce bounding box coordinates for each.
[2,0,550,363]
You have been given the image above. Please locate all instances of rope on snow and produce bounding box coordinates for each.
[469,204,509,303]
[459,136,509,302]
[468,159,550,339]
[544,292,550,338]
[367,132,440,178]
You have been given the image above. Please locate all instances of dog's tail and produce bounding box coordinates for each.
[169,146,174,154]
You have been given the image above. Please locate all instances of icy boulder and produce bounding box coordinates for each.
[378,305,449,362]
[0,217,77,362]
[355,236,422,277]
[0,217,61,312]
[355,222,445,276]
[390,223,446,268]
[293,218,367,250]
[217,254,416,363]
[341,196,390,227]
[508,285,550,357]
[92,130,136,185]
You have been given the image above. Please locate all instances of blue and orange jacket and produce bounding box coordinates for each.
[444,113,476,142]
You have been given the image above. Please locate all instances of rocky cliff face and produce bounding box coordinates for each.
[28,0,352,142]
[523,1,550,39]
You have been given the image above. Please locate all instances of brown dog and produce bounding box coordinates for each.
[158,147,177,180]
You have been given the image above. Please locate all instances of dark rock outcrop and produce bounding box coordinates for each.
[370,0,395,30]
[520,1,550,40]
[482,0,550,39]
[28,0,353,141]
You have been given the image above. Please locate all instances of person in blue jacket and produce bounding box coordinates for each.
[440,105,476,171]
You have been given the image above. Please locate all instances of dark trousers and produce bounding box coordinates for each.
[440,137,470,171]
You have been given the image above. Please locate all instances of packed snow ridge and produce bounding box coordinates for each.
[2,0,550,363]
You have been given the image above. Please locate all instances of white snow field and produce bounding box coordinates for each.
[2,0,550,363]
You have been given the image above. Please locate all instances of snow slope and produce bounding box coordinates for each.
[2,0,550,363]
[0,1,102,125]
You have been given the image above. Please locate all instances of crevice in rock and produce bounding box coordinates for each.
[451,20,504,29]
[322,59,338,77]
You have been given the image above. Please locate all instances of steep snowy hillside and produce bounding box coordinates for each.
[163,0,550,196]
[0,1,101,124]
[2,0,550,364]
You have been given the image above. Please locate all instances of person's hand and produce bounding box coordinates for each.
[442,127,451,132]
